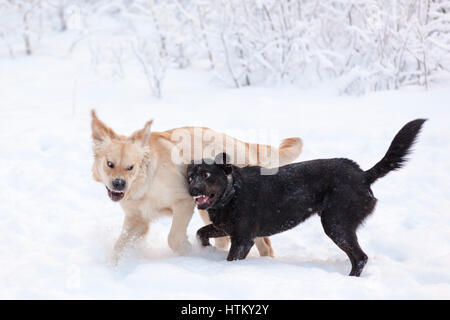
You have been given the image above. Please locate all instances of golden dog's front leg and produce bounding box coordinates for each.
[168,199,195,254]
[111,212,149,266]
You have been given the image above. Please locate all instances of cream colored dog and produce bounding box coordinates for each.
[90,110,303,263]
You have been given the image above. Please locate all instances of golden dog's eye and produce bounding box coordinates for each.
[107,161,114,169]
[127,165,134,171]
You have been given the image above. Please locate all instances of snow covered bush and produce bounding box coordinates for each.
[171,0,450,93]
[0,0,45,56]
[1,0,449,95]
[131,35,168,98]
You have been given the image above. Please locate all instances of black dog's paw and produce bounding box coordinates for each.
[226,240,254,261]
[197,235,211,247]
[226,255,237,261]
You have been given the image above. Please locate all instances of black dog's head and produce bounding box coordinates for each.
[187,153,233,210]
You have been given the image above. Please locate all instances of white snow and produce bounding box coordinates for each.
[1,33,450,299]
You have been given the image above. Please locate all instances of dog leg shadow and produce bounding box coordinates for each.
[275,254,354,276]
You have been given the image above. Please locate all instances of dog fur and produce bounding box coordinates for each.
[90,110,302,263]
[188,119,426,276]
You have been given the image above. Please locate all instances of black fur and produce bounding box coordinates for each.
[365,119,426,184]
[187,119,426,276]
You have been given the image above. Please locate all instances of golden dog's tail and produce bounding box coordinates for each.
[251,136,302,168]
[278,137,303,166]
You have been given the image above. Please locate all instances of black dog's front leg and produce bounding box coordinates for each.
[197,224,228,247]
[227,238,255,261]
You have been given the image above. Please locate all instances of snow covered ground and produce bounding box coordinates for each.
[1,34,450,299]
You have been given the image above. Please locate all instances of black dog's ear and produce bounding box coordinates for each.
[215,153,232,175]
[215,152,230,165]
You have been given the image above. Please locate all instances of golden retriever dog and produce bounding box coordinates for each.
[90,110,302,264]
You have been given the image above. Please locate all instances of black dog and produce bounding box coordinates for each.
[187,119,426,276]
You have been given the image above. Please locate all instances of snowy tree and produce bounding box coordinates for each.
[2,0,448,95]
[1,0,44,56]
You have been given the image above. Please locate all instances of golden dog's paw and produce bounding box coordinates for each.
[106,256,119,268]
[169,239,192,255]
[106,250,123,268]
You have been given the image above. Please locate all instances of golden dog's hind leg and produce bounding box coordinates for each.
[255,237,274,257]
[168,199,195,254]
[199,209,230,250]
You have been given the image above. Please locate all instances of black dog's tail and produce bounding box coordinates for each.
[364,119,426,185]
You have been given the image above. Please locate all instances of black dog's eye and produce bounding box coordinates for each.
[107,161,114,169]
[202,172,211,179]
[188,176,193,182]
[127,165,134,171]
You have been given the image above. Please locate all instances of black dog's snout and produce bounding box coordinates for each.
[190,187,200,196]
[112,179,126,191]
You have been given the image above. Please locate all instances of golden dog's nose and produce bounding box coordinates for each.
[112,179,126,191]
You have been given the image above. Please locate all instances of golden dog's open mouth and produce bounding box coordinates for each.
[106,187,125,201]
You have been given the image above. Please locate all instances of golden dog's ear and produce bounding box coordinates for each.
[130,119,153,146]
[91,110,117,142]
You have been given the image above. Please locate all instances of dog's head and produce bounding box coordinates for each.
[187,153,233,210]
[91,110,153,202]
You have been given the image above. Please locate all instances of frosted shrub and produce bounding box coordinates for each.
[131,36,168,98]
[2,0,449,96]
